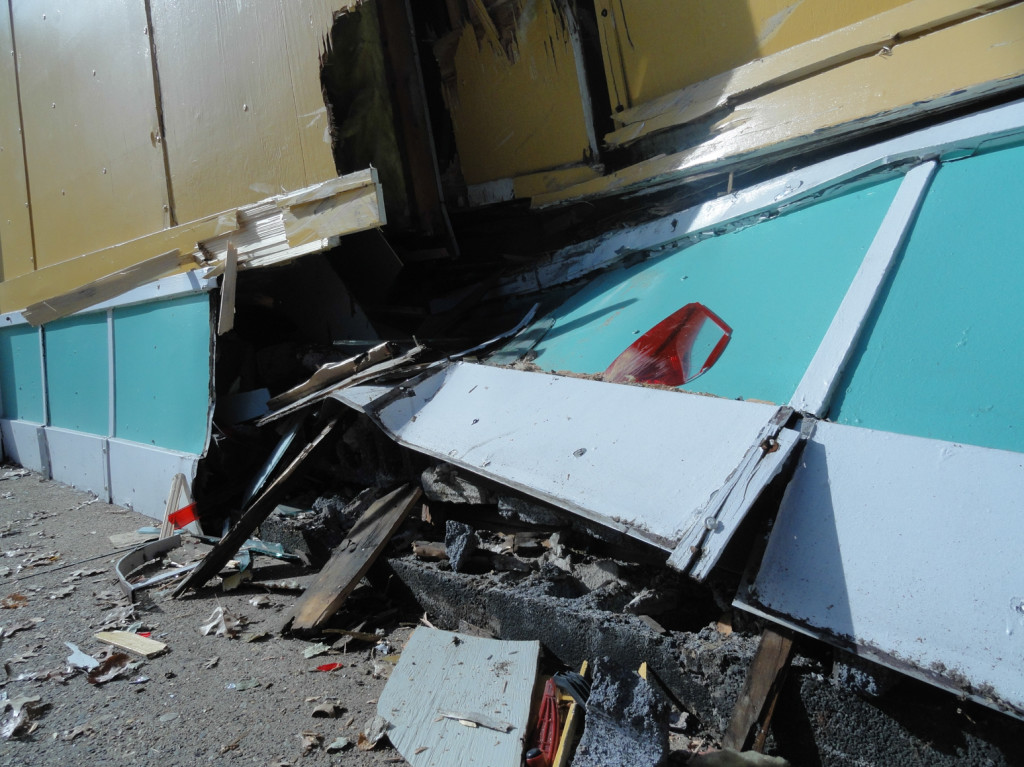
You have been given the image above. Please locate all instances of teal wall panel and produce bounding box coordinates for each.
[832,143,1024,453]
[526,177,901,404]
[44,314,109,435]
[0,325,43,422]
[113,293,211,455]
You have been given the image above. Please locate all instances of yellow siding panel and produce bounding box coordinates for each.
[151,0,341,224]
[13,0,169,268]
[607,0,1013,147]
[445,1,597,185]
[0,10,33,280]
[535,2,1024,207]
[594,0,910,111]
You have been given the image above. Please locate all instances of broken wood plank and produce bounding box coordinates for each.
[377,627,540,767]
[282,483,422,633]
[216,243,238,335]
[172,416,340,597]
[159,473,193,539]
[266,342,395,409]
[722,626,794,752]
[95,631,167,659]
[22,249,190,326]
[258,344,426,426]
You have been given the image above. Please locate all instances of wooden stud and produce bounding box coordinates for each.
[722,626,794,752]
[283,483,423,633]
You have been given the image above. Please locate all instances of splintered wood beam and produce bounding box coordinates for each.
[722,626,794,752]
[171,416,340,597]
[282,483,422,634]
[216,243,238,335]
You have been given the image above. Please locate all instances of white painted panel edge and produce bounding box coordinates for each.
[790,160,938,415]
[735,421,1024,719]
[107,438,199,520]
[44,427,109,501]
[493,98,1024,297]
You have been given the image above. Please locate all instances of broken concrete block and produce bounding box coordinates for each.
[445,521,479,572]
[422,465,494,505]
[831,650,898,699]
[497,494,568,526]
[573,559,624,592]
[571,656,670,767]
[623,588,680,617]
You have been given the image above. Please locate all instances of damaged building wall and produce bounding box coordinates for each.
[148,0,341,224]
[428,0,1024,207]
[0,0,357,314]
[434,0,600,188]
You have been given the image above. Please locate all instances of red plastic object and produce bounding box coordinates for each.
[603,302,732,386]
[167,502,197,529]
[315,663,344,672]
[527,678,559,767]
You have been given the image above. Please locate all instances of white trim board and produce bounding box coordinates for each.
[492,98,1024,298]
[789,160,938,416]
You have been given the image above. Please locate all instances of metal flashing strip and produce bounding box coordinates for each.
[338,361,786,554]
[789,160,938,416]
[495,98,1024,298]
[735,420,1024,720]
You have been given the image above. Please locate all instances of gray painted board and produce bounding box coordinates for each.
[378,627,539,767]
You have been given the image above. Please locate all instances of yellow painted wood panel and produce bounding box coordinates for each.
[13,0,169,268]
[0,9,33,280]
[444,1,596,185]
[534,2,1024,207]
[607,0,1013,147]
[151,0,340,224]
[594,0,909,111]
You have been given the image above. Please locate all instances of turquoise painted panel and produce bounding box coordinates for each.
[0,325,43,422]
[45,314,109,435]
[832,143,1024,453]
[524,177,901,404]
[113,293,211,454]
